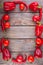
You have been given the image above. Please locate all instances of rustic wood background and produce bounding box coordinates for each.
[0,0,43,65]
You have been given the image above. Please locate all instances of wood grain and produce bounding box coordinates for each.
[0,13,43,26]
[0,26,36,38]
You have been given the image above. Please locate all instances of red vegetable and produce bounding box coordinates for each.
[3,1,27,12]
[12,54,27,63]
[19,3,25,11]
[2,47,11,61]
[39,8,42,21]
[34,48,42,58]
[1,38,9,47]
[1,20,10,31]
[1,20,5,31]
[3,2,16,11]
[33,8,42,23]
[4,22,10,29]
[35,24,43,37]
[0,40,2,52]
[36,37,42,47]
[29,2,39,12]
[14,1,28,11]
[2,14,10,21]
[28,55,34,63]
[29,2,42,23]
[33,15,40,23]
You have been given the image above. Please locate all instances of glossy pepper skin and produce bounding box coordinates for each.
[29,2,42,23]
[36,37,42,47]
[33,8,42,23]
[3,2,16,12]
[1,38,9,47]
[2,14,10,21]
[19,3,25,11]
[1,20,10,31]
[1,20,5,31]
[14,1,28,11]
[34,48,42,58]
[35,25,43,37]
[4,22,10,29]
[28,55,34,63]
[2,47,11,61]
[12,54,27,63]
[33,15,40,23]
[29,2,39,12]
[0,40,2,52]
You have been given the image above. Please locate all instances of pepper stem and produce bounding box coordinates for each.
[0,4,3,8]
[37,5,42,9]
[37,22,41,26]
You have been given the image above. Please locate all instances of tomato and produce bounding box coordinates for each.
[3,39,9,46]
[2,14,10,21]
[36,37,42,47]
[5,22,10,29]
[20,3,25,11]
[28,55,34,63]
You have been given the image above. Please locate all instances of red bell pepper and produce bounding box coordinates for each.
[12,54,27,63]
[2,47,11,61]
[3,2,16,11]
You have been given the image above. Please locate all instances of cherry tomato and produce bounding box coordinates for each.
[36,37,42,47]
[20,3,25,11]
[5,22,10,29]
[3,39,9,47]
[1,38,9,47]
[28,55,34,63]
[2,14,10,21]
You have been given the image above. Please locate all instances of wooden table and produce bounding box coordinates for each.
[0,0,43,65]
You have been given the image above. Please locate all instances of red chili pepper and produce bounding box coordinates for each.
[38,8,42,21]
[1,38,9,47]
[29,2,42,23]
[1,20,10,31]
[3,2,16,11]
[36,37,42,47]
[33,8,42,23]
[12,54,27,63]
[2,47,11,61]
[0,40,2,52]
[3,1,27,12]
[2,14,10,21]
[14,1,28,11]
[28,55,34,63]
[34,48,42,58]
[1,20,5,31]
[35,24,43,37]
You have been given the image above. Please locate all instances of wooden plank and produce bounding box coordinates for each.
[8,39,43,52]
[8,39,36,52]
[0,13,43,26]
[0,26,43,38]
[0,26,36,38]
[0,0,43,13]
